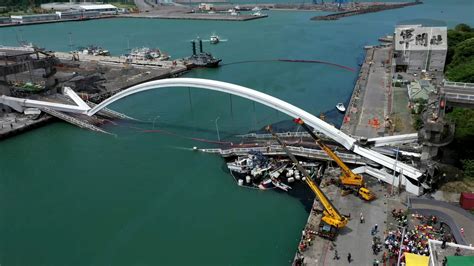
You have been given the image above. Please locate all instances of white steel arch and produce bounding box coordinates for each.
[87,78,423,184]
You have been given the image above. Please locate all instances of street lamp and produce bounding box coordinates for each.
[214,116,220,141]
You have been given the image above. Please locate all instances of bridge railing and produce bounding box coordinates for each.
[200,144,362,162]
[445,92,474,103]
[237,131,322,139]
[444,80,474,89]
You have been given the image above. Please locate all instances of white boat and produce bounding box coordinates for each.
[77,45,110,56]
[227,157,252,174]
[336,103,346,113]
[271,177,292,192]
[126,47,170,61]
[252,6,261,11]
[258,178,273,190]
[252,11,263,16]
[210,34,220,44]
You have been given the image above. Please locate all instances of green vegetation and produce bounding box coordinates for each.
[445,23,474,83]
[410,98,426,130]
[446,108,474,180]
[442,24,474,185]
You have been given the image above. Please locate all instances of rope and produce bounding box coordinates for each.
[221,59,356,72]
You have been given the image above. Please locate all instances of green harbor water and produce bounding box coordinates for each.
[1,1,474,265]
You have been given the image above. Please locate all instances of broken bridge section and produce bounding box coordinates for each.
[87,78,425,194]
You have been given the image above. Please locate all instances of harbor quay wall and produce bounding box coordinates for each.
[0,15,116,28]
[119,13,267,21]
[311,1,422,21]
[0,115,54,140]
[340,47,375,135]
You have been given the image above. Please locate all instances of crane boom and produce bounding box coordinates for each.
[294,118,364,187]
[266,126,348,229]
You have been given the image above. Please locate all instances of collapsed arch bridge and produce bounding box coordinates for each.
[0,78,424,194]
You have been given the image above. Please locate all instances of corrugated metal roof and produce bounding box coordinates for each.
[79,4,117,10]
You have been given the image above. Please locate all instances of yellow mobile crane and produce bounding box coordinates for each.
[293,118,375,201]
[266,126,348,239]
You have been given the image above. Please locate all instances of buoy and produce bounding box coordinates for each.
[288,177,295,183]
[238,179,244,186]
[193,146,198,151]
[246,176,251,183]
[302,177,306,181]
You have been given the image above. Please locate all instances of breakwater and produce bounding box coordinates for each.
[312,1,422,21]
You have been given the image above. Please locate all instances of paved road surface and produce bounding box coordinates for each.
[134,0,155,12]
[410,198,474,245]
[324,180,388,266]
[353,47,390,138]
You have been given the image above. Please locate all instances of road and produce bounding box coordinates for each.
[353,46,390,138]
[134,0,155,12]
[324,178,387,266]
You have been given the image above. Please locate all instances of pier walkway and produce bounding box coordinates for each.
[342,46,391,138]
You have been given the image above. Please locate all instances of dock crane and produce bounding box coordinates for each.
[293,118,375,201]
[266,125,348,239]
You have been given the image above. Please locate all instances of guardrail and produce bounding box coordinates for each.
[200,145,365,164]
[444,80,474,89]
[237,131,319,139]
[444,92,474,103]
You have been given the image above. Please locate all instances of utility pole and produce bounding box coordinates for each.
[214,116,220,141]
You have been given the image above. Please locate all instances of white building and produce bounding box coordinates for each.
[11,14,59,24]
[78,4,118,15]
[55,10,100,19]
[394,20,447,73]
[0,17,11,24]
[198,3,214,11]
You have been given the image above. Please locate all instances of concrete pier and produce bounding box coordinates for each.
[311,1,422,21]
[121,12,267,21]
[340,46,392,138]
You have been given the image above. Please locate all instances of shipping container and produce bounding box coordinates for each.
[459,192,474,210]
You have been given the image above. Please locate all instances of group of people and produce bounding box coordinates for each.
[383,221,451,263]
[297,226,317,253]
[392,208,408,227]
[333,250,352,263]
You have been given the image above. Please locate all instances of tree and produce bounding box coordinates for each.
[454,23,473,33]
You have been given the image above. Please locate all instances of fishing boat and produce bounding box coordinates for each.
[336,103,346,113]
[271,177,292,192]
[210,34,220,44]
[258,178,274,190]
[226,157,252,174]
[126,47,170,61]
[77,45,110,56]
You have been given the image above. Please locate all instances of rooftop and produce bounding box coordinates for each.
[79,4,118,10]
[395,23,447,51]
